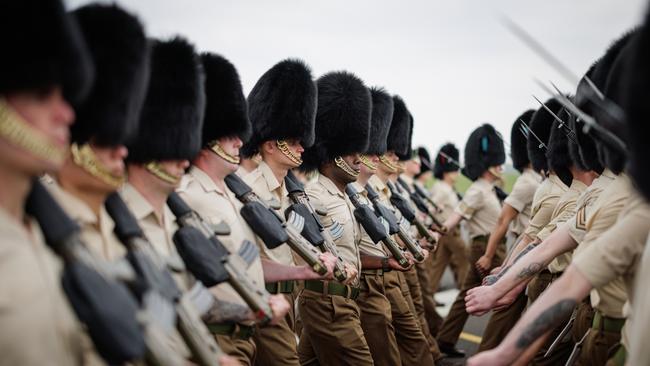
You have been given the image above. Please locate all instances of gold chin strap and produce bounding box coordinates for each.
[379,154,399,173]
[334,156,359,178]
[145,162,182,185]
[359,154,377,170]
[488,167,503,180]
[0,98,66,164]
[70,143,125,188]
[276,140,302,165]
[209,142,240,164]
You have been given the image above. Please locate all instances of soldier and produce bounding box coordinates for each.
[240,59,337,366]
[0,0,94,363]
[476,109,541,351]
[175,53,290,364]
[436,123,506,358]
[296,71,370,365]
[356,89,434,366]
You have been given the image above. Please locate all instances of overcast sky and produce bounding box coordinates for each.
[67,0,647,164]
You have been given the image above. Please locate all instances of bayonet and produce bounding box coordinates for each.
[531,95,577,144]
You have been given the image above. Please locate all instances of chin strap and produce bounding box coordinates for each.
[276,140,302,165]
[145,162,182,185]
[334,156,359,178]
[0,98,66,165]
[71,143,125,188]
[488,167,503,180]
[379,154,399,173]
[359,155,377,170]
[209,141,240,164]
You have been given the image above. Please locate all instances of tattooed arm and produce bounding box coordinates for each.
[465,225,578,315]
[467,265,592,366]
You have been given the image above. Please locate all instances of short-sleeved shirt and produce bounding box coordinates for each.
[455,178,502,239]
[243,161,295,266]
[573,188,649,349]
[505,169,542,237]
[306,174,362,285]
[0,207,86,365]
[352,181,388,257]
[431,180,460,223]
[572,174,631,318]
[539,179,588,273]
[628,233,650,364]
[524,174,569,239]
[177,166,266,310]
[567,169,617,244]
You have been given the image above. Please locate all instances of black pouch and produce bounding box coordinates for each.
[285,203,324,246]
[173,226,230,287]
[240,201,289,249]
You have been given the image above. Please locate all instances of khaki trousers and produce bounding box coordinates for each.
[404,266,441,359]
[429,230,469,291]
[417,252,445,340]
[253,292,299,366]
[355,272,401,366]
[214,335,256,366]
[477,292,527,352]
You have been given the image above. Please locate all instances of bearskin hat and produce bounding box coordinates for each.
[546,109,573,186]
[241,59,317,157]
[462,124,505,181]
[527,99,559,173]
[301,71,371,172]
[1,0,94,105]
[416,146,432,172]
[365,87,394,155]
[71,4,149,147]
[200,53,250,146]
[398,113,415,161]
[510,109,535,173]
[387,95,411,156]
[127,37,205,163]
[433,143,460,179]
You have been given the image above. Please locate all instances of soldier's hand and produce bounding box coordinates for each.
[219,354,243,366]
[317,252,337,280]
[467,349,508,366]
[342,262,358,285]
[267,294,290,325]
[420,247,429,261]
[493,282,526,311]
[465,285,498,316]
[388,257,413,271]
[475,254,492,276]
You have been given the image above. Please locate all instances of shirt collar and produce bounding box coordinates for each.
[548,173,569,190]
[258,160,286,198]
[570,179,588,192]
[318,174,344,198]
[368,174,389,195]
[120,183,154,221]
[189,166,225,195]
[48,179,98,225]
[523,168,543,183]
[601,168,617,180]
[400,174,414,185]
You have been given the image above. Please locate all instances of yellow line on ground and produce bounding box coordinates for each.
[459,331,482,344]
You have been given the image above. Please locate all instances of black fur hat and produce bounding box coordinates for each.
[462,124,506,181]
[127,37,205,163]
[301,71,371,172]
[623,9,650,200]
[546,109,573,186]
[527,99,559,173]
[71,4,150,147]
[510,109,535,173]
[1,0,94,105]
[365,87,394,155]
[433,143,460,179]
[387,95,411,156]
[398,113,415,161]
[200,53,250,146]
[417,146,432,172]
[242,59,317,157]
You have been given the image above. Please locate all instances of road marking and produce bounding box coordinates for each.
[459,331,482,344]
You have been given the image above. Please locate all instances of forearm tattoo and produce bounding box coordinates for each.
[517,262,544,279]
[516,299,576,348]
[204,298,252,323]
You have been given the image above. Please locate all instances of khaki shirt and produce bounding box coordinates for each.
[243,161,295,266]
[628,233,650,364]
[523,174,569,239]
[455,178,501,239]
[572,174,631,318]
[540,179,588,273]
[306,174,362,284]
[567,169,617,244]
[47,181,126,262]
[351,181,388,257]
[505,169,542,237]
[431,180,459,222]
[177,167,266,309]
[572,189,650,349]
[368,174,393,207]
[0,207,85,365]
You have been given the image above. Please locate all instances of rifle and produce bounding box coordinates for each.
[395,177,446,232]
[224,173,328,275]
[284,171,348,282]
[167,192,273,325]
[385,181,443,241]
[25,180,145,365]
[105,193,224,366]
[344,184,410,268]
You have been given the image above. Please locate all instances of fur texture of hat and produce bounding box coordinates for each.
[127,37,205,163]
[301,71,371,172]
[433,143,459,179]
[365,87,394,155]
[527,99,559,173]
[546,109,573,186]
[200,53,250,145]
[241,59,317,157]
[510,109,535,173]
[386,95,411,156]
[462,124,506,181]
[1,0,94,105]
[71,4,149,147]
[416,146,432,172]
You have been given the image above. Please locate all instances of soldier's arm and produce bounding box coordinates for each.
[478,204,518,272]
[260,257,334,283]
[443,212,463,232]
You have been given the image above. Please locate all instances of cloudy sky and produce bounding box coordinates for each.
[67,0,646,163]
